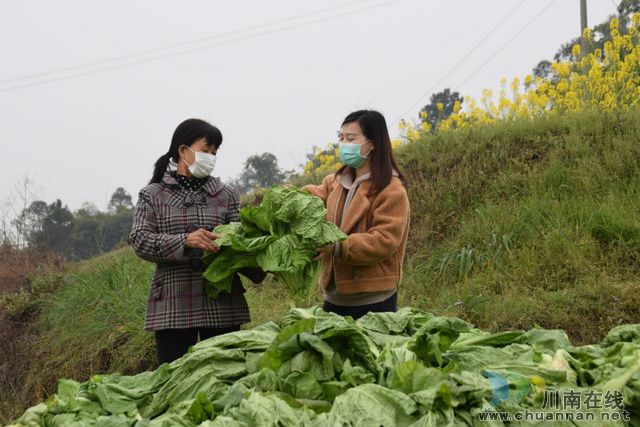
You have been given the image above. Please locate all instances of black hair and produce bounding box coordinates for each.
[337,110,407,194]
[150,119,222,184]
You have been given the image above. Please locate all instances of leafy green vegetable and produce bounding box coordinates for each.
[201,187,347,298]
[602,324,640,347]
[9,309,640,426]
[328,384,419,426]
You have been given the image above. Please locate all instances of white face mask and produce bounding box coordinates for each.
[183,146,216,178]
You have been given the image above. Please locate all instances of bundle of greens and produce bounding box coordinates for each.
[201,187,346,298]
[11,308,640,426]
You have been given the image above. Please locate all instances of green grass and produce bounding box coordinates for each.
[4,108,640,422]
[395,109,640,343]
[15,250,156,409]
[1,249,308,423]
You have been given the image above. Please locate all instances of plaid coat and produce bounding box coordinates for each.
[128,171,262,331]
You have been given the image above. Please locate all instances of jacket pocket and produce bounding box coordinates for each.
[150,270,164,300]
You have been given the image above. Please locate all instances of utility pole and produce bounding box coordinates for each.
[580,0,588,52]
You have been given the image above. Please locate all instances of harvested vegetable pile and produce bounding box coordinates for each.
[202,187,346,298]
[11,307,639,426]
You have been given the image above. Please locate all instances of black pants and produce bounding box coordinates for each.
[155,325,240,365]
[323,292,397,320]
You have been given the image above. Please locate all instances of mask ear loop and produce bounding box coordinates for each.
[363,141,374,157]
[180,145,195,169]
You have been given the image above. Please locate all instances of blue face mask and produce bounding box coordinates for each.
[339,142,372,168]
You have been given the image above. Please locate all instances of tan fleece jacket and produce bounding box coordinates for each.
[303,172,410,295]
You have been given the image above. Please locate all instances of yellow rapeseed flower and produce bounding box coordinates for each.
[524,74,533,87]
[367,16,640,153]
[610,17,619,35]
[557,79,569,93]
[511,77,521,93]
[572,44,581,57]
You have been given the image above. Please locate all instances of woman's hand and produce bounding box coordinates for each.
[186,229,219,252]
[314,244,334,260]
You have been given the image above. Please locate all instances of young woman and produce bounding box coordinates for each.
[128,118,265,365]
[304,110,410,320]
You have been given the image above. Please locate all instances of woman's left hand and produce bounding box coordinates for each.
[314,244,334,260]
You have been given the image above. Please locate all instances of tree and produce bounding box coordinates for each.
[230,153,291,193]
[108,188,133,212]
[420,89,463,132]
[26,199,75,258]
[101,210,133,252]
[71,202,133,260]
[8,188,133,260]
[532,60,553,82]
[535,1,640,75]
[71,215,102,260]
[10,175,39,249]
[22,200,48,246]
[76,201,99,217]
[71,202,103,259]
[0,194,16,248]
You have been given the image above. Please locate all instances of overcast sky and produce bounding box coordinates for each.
[0,0,620,211]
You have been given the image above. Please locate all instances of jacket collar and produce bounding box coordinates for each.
[331,170,400,233]
[161,171,222,196]
[337,169,399,189]
[339,171,370,189]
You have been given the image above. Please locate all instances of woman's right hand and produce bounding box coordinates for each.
[186,229,219,252]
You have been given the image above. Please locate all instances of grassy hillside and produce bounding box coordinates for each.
[2,109,640,423]
[395,109,640,343]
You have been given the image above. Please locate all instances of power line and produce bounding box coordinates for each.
[0,0,403,93]
[453,0,555,91]
[0,0,377,85]
[395,0,527,121]
[610,0,620,12]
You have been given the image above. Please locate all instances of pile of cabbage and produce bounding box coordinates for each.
[11,307,639,426]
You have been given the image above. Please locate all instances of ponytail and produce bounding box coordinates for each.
[150,152,172,184]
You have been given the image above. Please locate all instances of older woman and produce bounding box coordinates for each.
[128,118,264,365]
